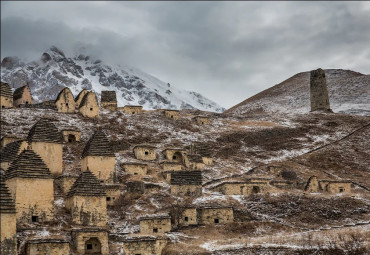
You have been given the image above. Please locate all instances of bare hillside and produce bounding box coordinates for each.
[226,69,370,116]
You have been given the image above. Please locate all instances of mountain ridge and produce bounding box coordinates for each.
[1,46,225,112]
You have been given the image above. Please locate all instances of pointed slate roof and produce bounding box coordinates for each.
[55,87,73,102]
[101,91,117,103]
[13,85,29,100]
[0,175,16,213]
[0,82,12,98]
[27,118,63,143]
[170,170,202,185]
[0,140,25,163]
[5,150,53,179]
[81,130,114,158]
[66,170,106,197]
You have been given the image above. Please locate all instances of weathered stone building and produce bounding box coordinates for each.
[0,177,17,255]
[198,206,234,225]
[5,150,54,224]
[162,148,188,165]
[310,68,331,112]
[78,91,99,118]
[55,87,76,113]
[27,118,63,176]
[188,154,205,170]
[179,208,198,227]
[81,130,116,183]
[13,85,33,107]
[74,89,89,108]
[101,91,117,111]
[26,239,70,255]
[139,215,171,235]
[122,235,168,255]
[212,180,270,195]
[71,228,109,255]
[62,129,81,143]
[305,176,352,194]
[163,109,180,120]
[133,144,157,161]
[122,105,143,115]
[122,162,148,176]
[0,82,13,108]
[193,116,210,125]
[104,184,121,206]
[170,171,202,197]
[66,170,107,227]
[0,140,28,170]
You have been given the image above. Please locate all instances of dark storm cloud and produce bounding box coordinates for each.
[1,1,369,108]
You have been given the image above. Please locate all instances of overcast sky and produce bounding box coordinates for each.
[1,1,370,108]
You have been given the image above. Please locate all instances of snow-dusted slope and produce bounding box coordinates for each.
[226,69,370,116]
[1,46,224,112]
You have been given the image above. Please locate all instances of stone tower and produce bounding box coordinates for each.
[310,68,331,112]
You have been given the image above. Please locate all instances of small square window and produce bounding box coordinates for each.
[214,218,219,224]
[339,188,344,193]
[132,112,135,114]
[90,108,93,111]
[32,216,38,222]
[184,217,189,222]
[66,103,69,106]
[153,228,158,233]
[134,173,138,175]
[86,244,93,250]
[145,151,149,155]
[106,197,111,201]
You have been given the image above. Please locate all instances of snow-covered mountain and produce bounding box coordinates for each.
[1,46,224,112]
[225,69,370,116]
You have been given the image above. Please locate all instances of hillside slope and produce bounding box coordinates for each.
[226,69,370,116]
[1,46,224,112]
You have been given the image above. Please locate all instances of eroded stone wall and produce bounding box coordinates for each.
[199,208,234,225]
[81,156,115,183]
[26,241,70,255]
[31,142,63,176]
[134,147,156,161]
[1,213,17,255]
[170,184,202,197]
[140,218,171,234]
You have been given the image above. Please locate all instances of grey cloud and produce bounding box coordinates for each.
[1,2,370,108]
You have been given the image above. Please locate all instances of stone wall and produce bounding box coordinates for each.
[161,163,184,171]
[81,156,116,183]
[6,178,54,224]
[134,147,157,161]
[170,184,202,197]
[101,102,117,111]
[213,182,270,195]
[199,207,234,225]
[321,182,351,194]
[13,86,33,107]
[122,106,143,115]
[179,208,197,227]
[104,185,121,206]
[1,96,13,108]
[189,162,205,170]
[123,163,148,176]
[139,217,171,234]
[26,240,70,255]
[31,142,63,176]
[66,195,107,227]
[71,229,109,255]
[202,157,213,165]
[0,213,17,255]
[194,116,210,125]
[55,88,76,113]
[123,237,167,255]
[62,130,81,143]
[164,110,180,120]
[79,92,99,118]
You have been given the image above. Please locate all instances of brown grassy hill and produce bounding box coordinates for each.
[225,69,370,116]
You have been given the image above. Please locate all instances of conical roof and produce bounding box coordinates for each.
[27,118,63,143]
[0,175,16,213]
[13,85,29,100]
[81,130,114,158]
[66,170,106,197]
[55,87,73,102]
[5,150,52,179]
[0,82,12,98]
[0,140,25,163]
